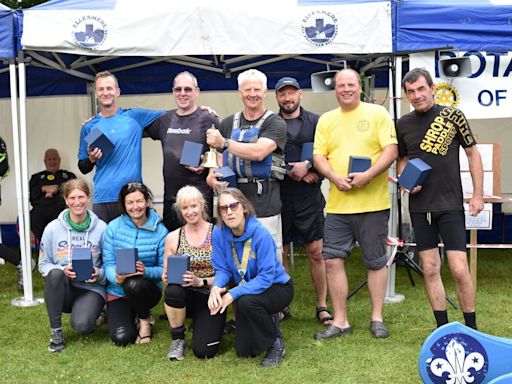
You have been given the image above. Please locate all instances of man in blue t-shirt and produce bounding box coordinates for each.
[78,71,164,223]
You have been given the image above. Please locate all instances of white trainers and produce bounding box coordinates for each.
[167,339,186,361]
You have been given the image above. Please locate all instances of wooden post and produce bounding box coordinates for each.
[469,229,478,292]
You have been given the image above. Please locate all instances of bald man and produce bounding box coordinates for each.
[29,148,76,242]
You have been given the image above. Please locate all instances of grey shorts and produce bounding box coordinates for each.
[323,210,389,270]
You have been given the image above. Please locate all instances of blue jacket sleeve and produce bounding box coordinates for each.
[95,229,107,285]
[228,230,276,300]
[211,228,233,289]
[102,224,117,284]
[143,227,165,281]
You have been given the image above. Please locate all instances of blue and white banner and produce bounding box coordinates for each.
[410,51,512,120]
[21,0,392,56]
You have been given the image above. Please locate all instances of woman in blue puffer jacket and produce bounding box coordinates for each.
[103,181,168,346]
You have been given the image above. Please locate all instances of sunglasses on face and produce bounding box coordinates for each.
[173,87,194,93]
[219,201,241,213]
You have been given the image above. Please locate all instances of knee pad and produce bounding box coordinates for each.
[164,284,186,308]
[111,326,135,347]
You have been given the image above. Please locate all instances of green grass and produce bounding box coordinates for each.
[1,248,512,384]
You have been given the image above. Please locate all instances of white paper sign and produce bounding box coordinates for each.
[465,203,493,230]
[461,172,494,198]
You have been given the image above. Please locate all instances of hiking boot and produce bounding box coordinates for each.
[48,328,64,352]
[167,339,186,361]
[261,344,285,368]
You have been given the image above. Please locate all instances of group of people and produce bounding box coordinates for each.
[38,178,291,367]
[12,64,484,368]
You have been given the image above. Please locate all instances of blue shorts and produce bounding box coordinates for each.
[323,210,389,270]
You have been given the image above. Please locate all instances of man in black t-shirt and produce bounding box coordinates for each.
[206,69,287,262]
[275,77,331,325]
[397,68,484,330]
[146,71,221,231]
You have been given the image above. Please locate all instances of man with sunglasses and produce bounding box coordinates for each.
[145,71,221,232]
[78,71,164,223]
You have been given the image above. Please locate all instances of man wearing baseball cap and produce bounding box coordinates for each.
[275,77,331,326]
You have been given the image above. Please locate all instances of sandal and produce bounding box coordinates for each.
[135,318,152,344]
[316,307,334,326]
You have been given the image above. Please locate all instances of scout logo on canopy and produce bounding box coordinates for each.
[72,16,108,49]
[301,11,338,47]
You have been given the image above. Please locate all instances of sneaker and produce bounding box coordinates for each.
[16,264,23,292]
[261,344,285,368]
[48,328,64,352]
[15,259,36,292]
[369,320,389,338]
[167,339,186,361]
[279,306,292,321]
[96,308,107,327]
[223,319,236,335]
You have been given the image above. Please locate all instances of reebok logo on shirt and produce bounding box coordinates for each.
[167,128,191,135]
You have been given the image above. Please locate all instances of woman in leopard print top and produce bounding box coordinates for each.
[162,185,225,361]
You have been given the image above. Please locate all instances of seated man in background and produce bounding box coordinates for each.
[30,148,76,243]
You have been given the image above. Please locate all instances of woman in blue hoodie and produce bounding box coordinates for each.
[38,178,107,353]
[208,188,294,368]
[103,181,168,346]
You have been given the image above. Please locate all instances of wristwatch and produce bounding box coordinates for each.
[305,160,313,170]
[222,138,230,150]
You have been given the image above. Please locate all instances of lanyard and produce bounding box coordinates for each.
[231,239,252,285]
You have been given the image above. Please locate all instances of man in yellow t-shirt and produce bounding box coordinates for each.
[313,69,397,340]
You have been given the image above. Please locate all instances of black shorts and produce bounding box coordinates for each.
[410,211,467,252]
[281,191,325,245]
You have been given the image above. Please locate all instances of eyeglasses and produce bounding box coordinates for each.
[219,201,241,213]
[173,86,194,93]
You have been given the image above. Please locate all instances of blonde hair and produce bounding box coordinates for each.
[174,185,209,223]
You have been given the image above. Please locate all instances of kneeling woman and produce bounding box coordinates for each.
[163,185,225,361]
[208,188,294,367]
[103,182,168,346]
[38,179,107,352]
